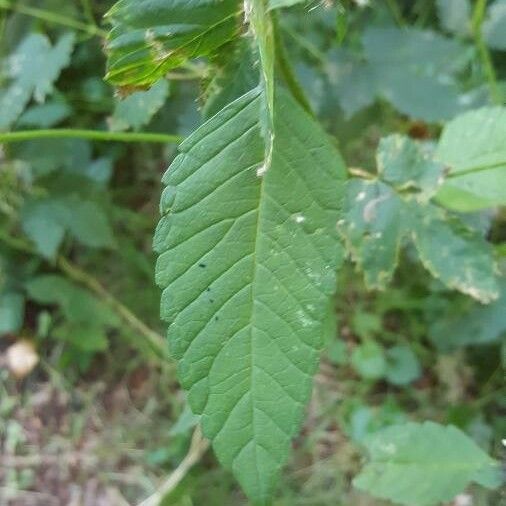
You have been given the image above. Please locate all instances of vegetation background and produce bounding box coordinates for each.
[0,0,504,505]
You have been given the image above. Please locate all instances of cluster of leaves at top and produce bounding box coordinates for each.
[102,0,505,504]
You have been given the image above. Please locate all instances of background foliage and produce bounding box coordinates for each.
[0,0,504,505]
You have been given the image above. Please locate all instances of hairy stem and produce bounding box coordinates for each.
[0,129,183,144]
[472,0,503,104]
[0,0,106,37]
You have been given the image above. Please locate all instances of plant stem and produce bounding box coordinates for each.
[0,129,183,144]
[137,427,209,506]
[57,256,168,358]
[0,0,106,37]
[472,0,503,104]
[385,0,406,26]
[0,230,167,358]
[446,160,505,178]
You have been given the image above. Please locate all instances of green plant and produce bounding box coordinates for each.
[1,0,505,505]
[99,1,505,504]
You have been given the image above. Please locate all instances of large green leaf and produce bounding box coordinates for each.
[154,87,346,503]
[436,106,506,211]
[354,422,501,506]
[0,33,75,129]
[105,0,241,86]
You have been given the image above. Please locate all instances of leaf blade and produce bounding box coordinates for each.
[155,87,346,502]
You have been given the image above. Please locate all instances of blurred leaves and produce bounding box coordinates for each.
[326,27,473,121]
[436,106,506,211]
[354,422,502,506]
[0,32,75,129]
[109,79,170,131]
[339,127,500,302]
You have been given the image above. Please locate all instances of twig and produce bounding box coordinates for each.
[472,0,503,104]
[0,129,183,145]
[0,231,167,358]
[57,256,168,358]
[137,427,209,506]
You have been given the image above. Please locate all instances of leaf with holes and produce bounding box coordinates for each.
[109,79,170,131]
[105,0,241,87]
[154,86,346,503]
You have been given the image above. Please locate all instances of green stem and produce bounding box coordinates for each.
[0,129,183,144]
[273,16,314,116]
[0,0,106,37]
[472,0,503,104]
[0,230,167,358]
[385,0,406,27]
[446,160,506,178]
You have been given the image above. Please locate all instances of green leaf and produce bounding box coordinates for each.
[0,33,75,129]
[327,27,471,122]
[484,0,506,50]
[410,204,498,303]
[18,99,72,128]
[268,0,307,9]
[26,275,118,328]
[436,0,471,36]
[351,340,386,380]
[0,292,25,335]
[354,421,501,506]
[109,79,170,131]
[429,278,506,350]
[338,179,405,289]
[21,196,114,259]
[377,135,443,200]
[339,135,499,302]
[105,0,241,87]
[203,40,260,119]
[154,87,346,504]
[385,345,421,386]
[436,106,506,211]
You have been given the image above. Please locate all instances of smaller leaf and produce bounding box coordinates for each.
[0,33,75,129]
[354,421,501,506]
[410,204,499,303]
[385,345,421,386]
[484,0,506,50]
[351,340,386,380]
[429,278,506,350]
[21,196,114,258]
[377,135,444,200]
[18,99,71,128]
[436,106,506,210]
[338,179,405,289]
[436,0,471,36]
[109,79,169,131]
[0,292,25,335]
